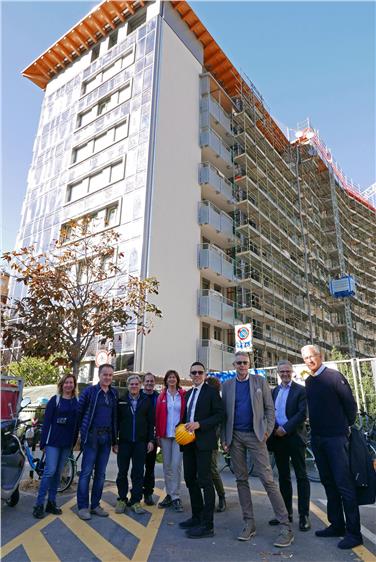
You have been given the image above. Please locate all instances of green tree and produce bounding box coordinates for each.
[8,356,61,386]
[2,219,161,376]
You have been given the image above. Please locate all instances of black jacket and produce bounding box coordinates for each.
[349,427,376,506]
[117,391,154,444]
[271,381,308,444]
[182,383,224,451]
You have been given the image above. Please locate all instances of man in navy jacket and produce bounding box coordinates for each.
[76,364,118,521]
[301,345,361,550]
[268,360,310,531]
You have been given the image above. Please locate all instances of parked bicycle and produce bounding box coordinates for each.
[219,446,276,476]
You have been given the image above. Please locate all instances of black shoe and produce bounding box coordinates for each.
[316,525,346,538]
[179,516,201,529]
[337,535,363,550]
[299,515,311,532]
[172,499,183,512]
[144,495,155,506]
[45,500,62,515]
[158,494,173,508]
[186,525,214,539]
[33,504,45,519]
[217,496,226,513]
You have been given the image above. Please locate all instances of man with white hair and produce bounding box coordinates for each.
[268,360,310,531]
[115,374,154,515]
[301,345,361,550]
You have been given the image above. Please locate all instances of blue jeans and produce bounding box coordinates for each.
[77,431,111,510]
[36,446,71,506]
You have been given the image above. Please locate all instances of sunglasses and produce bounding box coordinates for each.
[190,370,204,375]
[236,361,249,365]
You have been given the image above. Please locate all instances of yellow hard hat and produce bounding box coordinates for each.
[175,423,196,446]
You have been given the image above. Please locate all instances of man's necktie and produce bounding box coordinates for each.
[187,388,198,421]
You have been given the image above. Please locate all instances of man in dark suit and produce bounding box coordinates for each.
[268,360,311,531]
[179,361,224,539]
[301,345,361,550]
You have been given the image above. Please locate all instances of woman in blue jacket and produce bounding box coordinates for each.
[33,373,79,519]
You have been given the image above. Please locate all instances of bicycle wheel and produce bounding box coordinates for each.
[306,446,320,482]
[58,457,75,492]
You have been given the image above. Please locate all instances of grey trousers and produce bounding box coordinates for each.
[230,430,289,526]
[160,437,183,500]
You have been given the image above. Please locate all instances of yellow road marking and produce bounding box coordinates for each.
[1,486,166,562]
[309,501,376,562]
[23,532,61,562]
[60,504,131,562]
[1,512,61,559]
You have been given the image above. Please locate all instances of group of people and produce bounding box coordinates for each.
[32,344,363,551]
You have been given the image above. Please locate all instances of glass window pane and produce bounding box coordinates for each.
[111,161,124,183]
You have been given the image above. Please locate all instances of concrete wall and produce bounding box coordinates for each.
[141,18,202,377]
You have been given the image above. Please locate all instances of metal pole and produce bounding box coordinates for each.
[350,358,361,411]
[355,358,367,413]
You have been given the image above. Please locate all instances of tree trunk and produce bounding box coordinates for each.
[72,361,80,378]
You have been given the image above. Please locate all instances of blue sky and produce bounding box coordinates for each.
[2,1,375,252]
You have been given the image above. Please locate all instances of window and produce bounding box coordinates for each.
[91,44,100,62]
[98,97,111,115]
[214,327,222,341]
[108,30,118,49]
[78,107,95,128]
[202,278,210,291]
[201,323,210,340]
[110,160,124,183]
[72,141,92,163]
[94,132,111,152]
[105,205,118,227]
[66,179,86,202]
[122,47,135,68]
[89,167,110,192]
[114,120,128,141]
[127,11,146,35]
[118,83,131,103]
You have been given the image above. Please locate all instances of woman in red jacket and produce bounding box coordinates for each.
[156,370,186,512]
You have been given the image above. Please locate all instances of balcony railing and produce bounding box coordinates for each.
[200,128,232,167]
[199,163,235,204]
[198,290,235,324]
[200,95,232,136]
[198,340,235,371]
[198,244,236,283]
[198,201,234,239]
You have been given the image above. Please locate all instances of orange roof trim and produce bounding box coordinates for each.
[22,1,145,90]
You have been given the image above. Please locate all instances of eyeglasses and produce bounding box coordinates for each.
[279,370,292,374]
[236,361,249,365]
[190,370,204,375]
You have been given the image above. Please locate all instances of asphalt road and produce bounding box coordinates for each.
[2,453,375,562]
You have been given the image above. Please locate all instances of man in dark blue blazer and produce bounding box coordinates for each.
[268,360,310,531]
[301,345,361,550]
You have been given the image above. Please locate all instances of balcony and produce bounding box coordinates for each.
[200,127,232,177]
[199,201,236,248]
[198,244,236,286]
[198,340,235,371]
[198,290,236,326]
[200,95,232,139]
[199,163,235,212]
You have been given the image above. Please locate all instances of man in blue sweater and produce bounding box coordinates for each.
[301,345,361,550]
